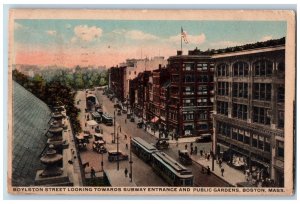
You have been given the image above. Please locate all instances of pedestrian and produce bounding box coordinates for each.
[125,119,127,124]
[126,143,128,149]
[200,149,203,157]
[207,166,211,175]
[85,122,87,127]
[91,167,96,179]
[124,134,127,140]
[202,166,205,174]
[190,142,193,147]
[194,146,198,155]
[185,144,188,150]
[124,168,128,177]
[207,154,210,161]
[221,167,225,177]
[219,159,222,168]
[190,146,194,155]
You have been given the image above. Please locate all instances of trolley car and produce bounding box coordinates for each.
[131,137,158,163]
[130,137,194,186]
[151,152,194,186]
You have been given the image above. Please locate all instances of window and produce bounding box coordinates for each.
[183,99,194,107]
[278,62,285,76]
[278,111,284,129]
[276,141,284,158]
[253,83,271,101]
[198,75,208,82]
[184,63,194,71]
[183,111,194,121]
[265,138,270,152]
[277,85,285,103]
[233,62,249,77]
[253,107,270,125]
[253,60,273,77]
[232,103,247,120]
[197,98,207,106]
[198,86,207,95]
[244,131,250,144]
[217,82,229,96]
[217,63,229,77]
[233,83,248,98]
[232,128,238,140]
[258,135,264,150]
[217,122,230,137]
[197,111,207,120]
[184,75,194,83]
[197,63,208,71]
[252,134,258,148]
[238,130,244,142]
[217,101,228,115]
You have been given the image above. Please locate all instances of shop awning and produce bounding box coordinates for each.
[151,116,159,123]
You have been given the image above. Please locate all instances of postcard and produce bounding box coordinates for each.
[7,9,295,195]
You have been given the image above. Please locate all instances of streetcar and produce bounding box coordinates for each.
[131,137,158,163]
[91,111,102,123]
[101,113,113,126]
[151,152,194,186]
[130,137,194,186]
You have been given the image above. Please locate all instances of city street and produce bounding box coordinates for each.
[75,89,230,187]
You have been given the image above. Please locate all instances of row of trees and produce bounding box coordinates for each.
[13,69,82,134]
[39,66,108,90]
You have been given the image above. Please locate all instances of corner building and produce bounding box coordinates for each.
[167,49,214,138]
[212,45,285,187]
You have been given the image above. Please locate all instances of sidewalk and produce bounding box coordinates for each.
[190,154,247,187]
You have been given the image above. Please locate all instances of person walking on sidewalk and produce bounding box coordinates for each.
[200,149,203,157]
[124,134,127,140]
[124,168,128,177]
[125,118,127,124]
[221,167,225,177]
[194,146,198,155]
[126,143,128,149]
[190,146,194,155]
[91,167,96,179]
[207,166,211,175]
[185,144,188,150]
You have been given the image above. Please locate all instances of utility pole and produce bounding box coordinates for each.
[117,131,119,170]
[113,110,116,143]
[129,136,133,182]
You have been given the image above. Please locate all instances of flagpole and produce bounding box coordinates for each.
[181,27,183,52]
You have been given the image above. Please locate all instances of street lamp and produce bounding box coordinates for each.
[129,136,133,182]
[113,110,116,143]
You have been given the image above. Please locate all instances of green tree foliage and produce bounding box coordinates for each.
[13,69,82,134]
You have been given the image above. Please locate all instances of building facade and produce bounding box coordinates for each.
[110,66,126,102]
[167,49,214,138]
[212,45,285,187]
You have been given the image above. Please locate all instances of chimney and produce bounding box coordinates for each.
[177,50,182,55]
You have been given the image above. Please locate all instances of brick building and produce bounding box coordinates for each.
[212,41,285,187]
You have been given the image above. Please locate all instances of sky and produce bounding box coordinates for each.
[14,20,287,68]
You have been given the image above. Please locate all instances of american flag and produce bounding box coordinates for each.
[181,27,188,44]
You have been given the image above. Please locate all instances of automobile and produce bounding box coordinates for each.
[195,133,211,143]
[94,133,106,144]
[155,138,170,150]
[92,141,107,154]
[137,122,143,128]
[108,150,128,162]
[178,150,193,165]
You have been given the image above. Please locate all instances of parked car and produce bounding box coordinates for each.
[94,133,106,144]
[92,141,107,154]
[108,150,128,162]
[195,133,211,143]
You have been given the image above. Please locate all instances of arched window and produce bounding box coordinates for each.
[253,60,273,77]
[233,61,249,77]
[217,63,228,77]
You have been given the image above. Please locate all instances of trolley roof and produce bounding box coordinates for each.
[132,137,157,152]
[152,152,193,178]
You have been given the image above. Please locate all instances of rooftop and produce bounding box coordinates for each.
[12,81,51,186]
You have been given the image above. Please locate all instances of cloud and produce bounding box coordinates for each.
[126,30,158,40]
[46,30,57,36]
[168,33,206,45]
[261,35,273,41]
[112,29,158,40]
[74,25,103,42]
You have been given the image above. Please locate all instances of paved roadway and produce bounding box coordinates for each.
[76,89,230,187]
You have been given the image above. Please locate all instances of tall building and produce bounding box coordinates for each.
[212,42,285,187]
[110,66,126,102]
[167,49,214,138]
